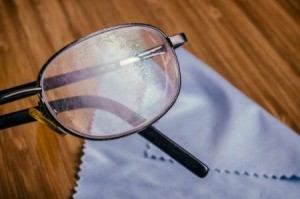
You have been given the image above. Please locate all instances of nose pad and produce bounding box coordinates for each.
[28,108,67,136]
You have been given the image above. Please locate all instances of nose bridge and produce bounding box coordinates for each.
[167,33,188,49]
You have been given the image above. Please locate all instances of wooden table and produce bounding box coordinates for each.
[0,0,299,198]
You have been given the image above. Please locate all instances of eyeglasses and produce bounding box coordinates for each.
[0,24,208,178]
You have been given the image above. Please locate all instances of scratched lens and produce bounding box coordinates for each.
[41,25,180,139]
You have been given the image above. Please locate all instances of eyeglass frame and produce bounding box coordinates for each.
[0,23,209,178]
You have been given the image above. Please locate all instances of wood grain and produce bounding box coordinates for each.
[0,0,299,198]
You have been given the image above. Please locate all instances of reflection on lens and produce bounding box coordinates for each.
[41,25,180,139]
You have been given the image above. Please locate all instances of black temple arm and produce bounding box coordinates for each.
[0,82,39,105]
[139,127,208,178]
[0,95,209,177]
[0,107,37,129]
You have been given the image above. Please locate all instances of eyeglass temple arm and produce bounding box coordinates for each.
[0,33,186,105]
[0,95,208,178]
[0,46,162,105]
[0,108,209,178]
[139,127,209,178]
[0,81,40,105]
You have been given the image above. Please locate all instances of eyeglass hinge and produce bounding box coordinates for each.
[167,33,188,49]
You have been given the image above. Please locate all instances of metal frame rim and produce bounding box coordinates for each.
[37,23,182,140]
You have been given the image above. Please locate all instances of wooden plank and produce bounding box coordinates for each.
[0,0,299,198]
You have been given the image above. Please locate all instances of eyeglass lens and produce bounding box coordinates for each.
[41,26,180,138]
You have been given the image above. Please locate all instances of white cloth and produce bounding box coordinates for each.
[74,49,300,199]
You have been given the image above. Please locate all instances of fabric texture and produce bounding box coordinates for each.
[74,49,300,199]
